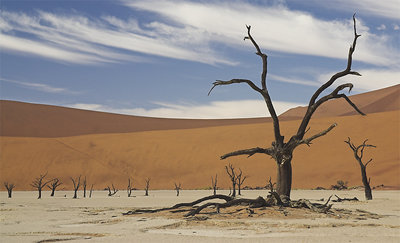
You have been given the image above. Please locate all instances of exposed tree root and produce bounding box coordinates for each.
[124,194,334,217]
[332,194,359,202]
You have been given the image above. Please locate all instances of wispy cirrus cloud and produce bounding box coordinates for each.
[68,100,305,119]
[123,0,399,67]
[1,1,399,68]
[1,77,80,94]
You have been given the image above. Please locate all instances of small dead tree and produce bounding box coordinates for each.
[225,164,238,197]
[174,182,182,196]
[89,184,94,198]
[236,169,248,196]
[70,175,81,199]
[345,137,376,200]
[144,178,150,196]
[127,177,134,197]
[47,178,62,197]
[31,173,51,199]
[83,176,87,198]
[211,174,218,195]
[4,182,15,198]
[209,14,364,201]
[107,184,118,196]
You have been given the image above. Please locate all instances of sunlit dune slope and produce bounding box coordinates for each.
[1,110,398,191]
[280,84,400,119]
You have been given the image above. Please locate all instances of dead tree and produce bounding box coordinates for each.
[127,177,134,197]
[225,164,238,197]
[70,175,81,199]
[31,173,51,199]
[208,14,364,200]
[174,182,182,196]
[211,174,218,195]
[47,178,62,197]
[107,184,118,196]
[83,176,87,198]
[144,178,150,196]
[89,184,94,198]
[236,169,248,196]
[344,137,376,200]
[4,182,15,198]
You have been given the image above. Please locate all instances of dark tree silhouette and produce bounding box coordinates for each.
[144,178,151,196]
[47,178,62,197]
[31,173,51,199]
[225,164,238,197]
[236,169,248,196]
[174,182,182,196]
[4,182,15,198]
[83,176,87,198]
[89,184,94,198]
[107,184,118,196]
[70,175,81,199]
[211,174,218,195]
[345,137,376,200]
[127,177,134,197]
[209,14,364,201]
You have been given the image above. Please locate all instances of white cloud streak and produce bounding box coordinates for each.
[1,77,79,94]
[1,1,399,68]
[68,100,305,119]
[124,0,399,67]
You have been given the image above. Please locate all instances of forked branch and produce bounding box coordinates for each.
[220,146,274,160]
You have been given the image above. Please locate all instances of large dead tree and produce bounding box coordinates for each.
[47,178,62,197]
[344,137,376,200]
[4,182,15,198]
[31,173,51,199]
[209,14,364,200]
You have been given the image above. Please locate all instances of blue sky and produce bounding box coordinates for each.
[1,0,399,118]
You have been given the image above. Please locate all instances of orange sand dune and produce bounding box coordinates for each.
[1,110,398,191]
[0,100,271,138]
[280,84,400,119]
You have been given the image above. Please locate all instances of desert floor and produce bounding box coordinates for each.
[1,190,399,243]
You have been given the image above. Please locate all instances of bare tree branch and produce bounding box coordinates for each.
[297,123,337,147]
[220,146,274,160]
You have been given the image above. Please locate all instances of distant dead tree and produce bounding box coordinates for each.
[107,184,118,196]
[236,169,248,196]
[83,176,87,198]
[127,177,134,197]
[31,173,51,199]
[208,14,364,201]
[47,178,62,197]
[144,178,151,196]
[174,182,182,196]
[4,182,15,198]
[89,184,94,198]
[70,175,81,199]
[211,174,218,195]
[345,137,376,200]
[225,164,238,197]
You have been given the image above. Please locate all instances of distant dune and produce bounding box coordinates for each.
[280,84,400,119]
[0,100,271,138]
[0,85,399,191]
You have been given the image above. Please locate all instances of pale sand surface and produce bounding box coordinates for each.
[1,190,399,242]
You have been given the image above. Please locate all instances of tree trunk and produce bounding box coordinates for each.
[360,165,372,200]
[50,189,55,197]
[276,158,292,199]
